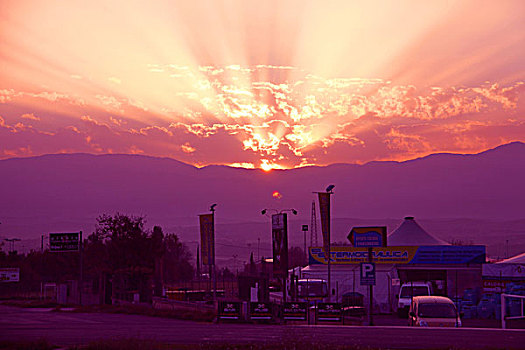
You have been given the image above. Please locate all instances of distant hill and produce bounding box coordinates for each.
[1,142,525,265]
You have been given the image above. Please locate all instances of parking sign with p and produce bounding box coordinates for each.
[360,262,376,286]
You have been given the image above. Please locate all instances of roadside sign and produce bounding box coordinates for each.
[249,302,273,320]
[348,226,387,247]
[360,262,376,285]
[283,302,307,321]
[0,268,20,282]
[49,233,80,252]
[317,303,342,322]
[218,301,242,320]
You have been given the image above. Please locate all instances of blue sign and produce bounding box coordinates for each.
[360,262,376,285]
[309,245,486,265]
[348,227,387,247]
[410,245,486,264]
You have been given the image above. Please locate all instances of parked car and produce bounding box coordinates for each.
[408,296,462,327]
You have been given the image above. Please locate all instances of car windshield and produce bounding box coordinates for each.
[418,303,457,318]
[297,281,327,297]
[400,286,429,298]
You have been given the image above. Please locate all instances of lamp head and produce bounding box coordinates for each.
[261,209,267,215]
[326,184,335,193]
[292,209,298,215]
[210,203,217,212]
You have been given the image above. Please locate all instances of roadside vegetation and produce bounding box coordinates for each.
[0,213,194,304]
[73,303,216,322]
[0,339,55,350]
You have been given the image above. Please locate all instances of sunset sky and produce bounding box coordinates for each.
[1,0,524,170]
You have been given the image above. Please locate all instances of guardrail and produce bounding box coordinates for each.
[152,297,215,313]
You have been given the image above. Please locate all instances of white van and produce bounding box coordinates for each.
[409,296,462,327]
[397,281,432,317]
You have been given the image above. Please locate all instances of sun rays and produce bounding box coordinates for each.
[1,1,524,169]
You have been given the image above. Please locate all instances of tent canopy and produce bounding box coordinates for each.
[496,252,525,264]
[388,217,449,246]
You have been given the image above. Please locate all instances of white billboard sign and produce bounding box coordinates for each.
[0,268,20,282]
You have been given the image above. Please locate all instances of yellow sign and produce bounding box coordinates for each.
[309,246,420,264]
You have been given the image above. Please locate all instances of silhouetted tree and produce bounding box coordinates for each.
[162,233,193,282]
[85,213,193,301]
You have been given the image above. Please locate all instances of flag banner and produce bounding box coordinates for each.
[318,192,331,258]
[272,213,288,276]
[199,213,214,266]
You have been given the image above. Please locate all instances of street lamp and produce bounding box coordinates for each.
[4,238,21,254]
[261,208,297,216]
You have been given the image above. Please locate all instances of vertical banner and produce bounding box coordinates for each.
[272,213,288,276]
[199,213,215,266]
[318,192,331,259]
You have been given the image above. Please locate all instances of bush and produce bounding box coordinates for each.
[0,339,55,350]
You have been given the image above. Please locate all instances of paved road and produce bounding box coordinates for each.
[1,306,524,349]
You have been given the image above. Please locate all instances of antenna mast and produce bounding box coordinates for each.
[310,200,319,247]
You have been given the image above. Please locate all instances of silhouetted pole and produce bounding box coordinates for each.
[368,247,373,326]
[210,206,217,303]
[79,231,83,306]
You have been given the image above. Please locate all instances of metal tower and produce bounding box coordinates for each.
[310,200,319,247]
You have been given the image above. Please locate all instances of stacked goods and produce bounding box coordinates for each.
[462,303,477,319]
[477,293,499,319]
[461,288,481,319]
[504,282,525,318]
[463,288,481,304]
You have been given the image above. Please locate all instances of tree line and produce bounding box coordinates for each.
[0,213,194,298]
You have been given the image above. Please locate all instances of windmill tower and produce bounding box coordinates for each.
[310,200,319,247]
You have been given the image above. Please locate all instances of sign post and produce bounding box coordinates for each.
[348,227,387,247]
[0,268,20,283]
[49,232,82,304]
[360,260,376,326]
